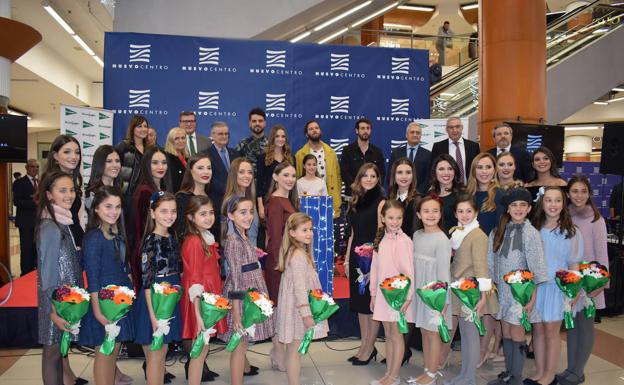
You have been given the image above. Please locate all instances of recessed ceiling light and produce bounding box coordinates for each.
[290,31,311,43]
[314,1,372,32]
[460,3,479,10]
[397,4,435,12]
[351,2,400,28]
[318,28,349,44]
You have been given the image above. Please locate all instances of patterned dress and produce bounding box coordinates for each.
[218,232,275,342]
[235,135,267,176]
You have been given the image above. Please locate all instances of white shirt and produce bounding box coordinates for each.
[448,137,466,166]
[497,145,511,155]
[310,147,327,181]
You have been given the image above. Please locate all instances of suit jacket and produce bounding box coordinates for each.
[388,145,432,194]
[204,145,240,211]
[487,146,532,182]
[13,176,37,229]
[165,152,186,193]
[196,133,212,153]
[431,138,481,179]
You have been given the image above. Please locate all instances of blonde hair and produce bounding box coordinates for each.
[465,152,498,212]
[164,127,189,158]
[276,213,315,272]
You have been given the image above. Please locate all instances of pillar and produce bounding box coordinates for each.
[478,0,546,149]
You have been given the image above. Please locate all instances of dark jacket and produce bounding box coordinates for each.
[340,141,386,196]
[487,146,532,182]
[203,145,240,213]
[388,145,432,194]
[114,140,142,197]
[165,152,186,193]
[13,176,37,229]
[431,138,481,179]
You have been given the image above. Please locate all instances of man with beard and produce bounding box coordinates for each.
[340,118,385,197]
[295,119,342,218]
[235,107,268,175]
[486,123,531,182]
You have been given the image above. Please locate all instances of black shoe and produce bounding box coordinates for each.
[347,355,357,362]
[164,371,175,383]
[243,366,259,376]
[526,350,535,359]
[204,362,219,378]
[74,378,88,385]
[352,347,377,366]
[523,379,540,385]
[402,348,412,366]
[185,360,215,382]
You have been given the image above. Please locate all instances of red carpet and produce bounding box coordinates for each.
[0,271,37,308]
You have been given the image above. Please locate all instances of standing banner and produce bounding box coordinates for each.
[60,105,114,187]
[103,32,430,159]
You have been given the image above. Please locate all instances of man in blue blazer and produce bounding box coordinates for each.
[12,159,39,275]
[388,122,432,194]
[202,122,240,213]
[486,123,532,182]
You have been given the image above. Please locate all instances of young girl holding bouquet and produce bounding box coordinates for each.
[180,195,226,384]
[218,196,274,385]
[36,172,83,385]
[487,188,548,385]
[408,195,452,385]
[369,200,414,385]
[559,176,609,385]
[447,195,498,385]
[529,187,583,385]
[276,213,329,385]
[79,186,134,385]
[133,191,182,385]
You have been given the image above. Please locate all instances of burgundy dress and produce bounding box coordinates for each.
[129,183,155,292]
[264,196,296,305]
[180,235,227,338]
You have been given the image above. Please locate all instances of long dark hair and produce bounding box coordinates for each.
[222,158,256,214]
[35,171,75,235]
[125,115,148,147]
[179,153,211,195]
[143,192,176,241]
[567,175,601,223]
[265,125,293,165]
[86,186,127,262]
[266,161,299,209]
[528,146,562,182]
[136,146,171,192]
[348,163,383,213]
[184,195,216,257]
[373,199,404,251]
[86,145,122,197]
[429,154,463,194]
[43,135,83,197]
[388,158,419,204]
[531,186,576,238]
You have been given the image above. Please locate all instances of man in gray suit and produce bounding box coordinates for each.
[180,111,211,155]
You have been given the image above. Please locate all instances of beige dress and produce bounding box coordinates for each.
[276,252,329,344]
[451,228,499,316]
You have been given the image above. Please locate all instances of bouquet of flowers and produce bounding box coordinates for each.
[503,269,536,332]
[379,274,412,334]
[51,285,91,356]
[225,288,274,352]
[578,261,610,318]
[416,281,450,343]
[97,285,135,355]
[150,282,183,351]
[354,243,374,295]
[555,269,584,329]
[450,277,486,336]
[190,293,232,358]
[298,289,340,354]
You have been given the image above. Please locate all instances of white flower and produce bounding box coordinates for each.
[321,293,336,305]
[75,287,90,301]
[117,286,136,299]
[505,271,524,284]
[390,278,409,290]
[450,280,461,289]
[253,296,274,317]
[153,283,166,294]
[202,292,221,305]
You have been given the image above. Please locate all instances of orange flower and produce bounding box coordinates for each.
[113,292,133,305]
[460,280,477,290]
[521,271,534,280]
[579,263,590,271]
[249,291,260,301]
[565,273,581,283]
[163,286,179,295]
[310,289,324,300]
[107,285,120,291]
[214,297,231,309]
[64,292,85,304]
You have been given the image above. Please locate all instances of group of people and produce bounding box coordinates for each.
[11,109,610,385]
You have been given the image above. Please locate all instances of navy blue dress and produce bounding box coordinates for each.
[133,233,182,345]
[79,228,135,346]
[475,188,505,237]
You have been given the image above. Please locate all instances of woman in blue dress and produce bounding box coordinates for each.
[79,186,134,385]
[529,187,583,385]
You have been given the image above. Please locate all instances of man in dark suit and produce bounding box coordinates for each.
[431,117,480,184]
[203,121,239,213]
[12,159,39,275]
[388,122,432,194]
[180,111,211,156]
[486,123,532,182]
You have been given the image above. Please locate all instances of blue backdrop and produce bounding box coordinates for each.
[104,32,430,157]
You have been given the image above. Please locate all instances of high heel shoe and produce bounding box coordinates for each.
[243,365,259,376]
[142,361,172,384]
[184,360,215,382]
[347,355,358,362]
[476,353,489,369]
[352,347,377,366]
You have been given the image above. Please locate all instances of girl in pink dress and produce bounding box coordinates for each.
[369,200,415,385]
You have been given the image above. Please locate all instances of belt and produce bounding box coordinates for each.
[241,261,260,273]
[155,271,179,278]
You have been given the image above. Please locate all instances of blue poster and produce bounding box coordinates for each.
[104,32,430,158]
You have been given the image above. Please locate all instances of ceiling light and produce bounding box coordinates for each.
[592,28,609,34]
[565,126,600,131]
[351,2,400,28]
[440,93,455,97]
[460,3,479,10]
[383,22,413,30]
[397,4,435,12]
[93,56,104,67]
[593,101,609,105]
[290,31,311,43]
[43,5,75,34]
[608,96,624,103]
[314,1,372,32]
[318,27,349,44]
[612,87,624,92]
[7,108,31,120]
[546,11,566,15]
[72,35,95,56]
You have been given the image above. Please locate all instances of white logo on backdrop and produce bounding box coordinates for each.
[266,50,286,68]
[199,47,220,65]
[198,91,220,110]
[330,53,350,71]
[128,89,150,108]
[391,139,408,150]
[391,98,409,116]
[330,138,350,156]
[330,96,350,114]
[129,44,151,63]
[265,93,286,112]
[391,57,409,74]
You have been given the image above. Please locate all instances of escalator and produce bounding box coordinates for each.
[430,1,624,121]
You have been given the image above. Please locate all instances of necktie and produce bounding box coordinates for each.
[188,135,196,156]
[408,147,415,163]
[220,148,230,170]
[32,178,38,190]
[454,141,465,183]
[499,148,506,155]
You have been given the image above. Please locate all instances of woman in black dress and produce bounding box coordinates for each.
[388,157,421,237]
[345,163,385,365]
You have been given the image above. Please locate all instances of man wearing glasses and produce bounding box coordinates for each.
[179,111,211,155]
[431,116,480,184]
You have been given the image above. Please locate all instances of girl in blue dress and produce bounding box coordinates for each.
[529,187,583,385]
[79,186,134,385]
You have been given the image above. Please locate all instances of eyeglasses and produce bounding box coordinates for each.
[180,120,196,124]
[447,125,462,129]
